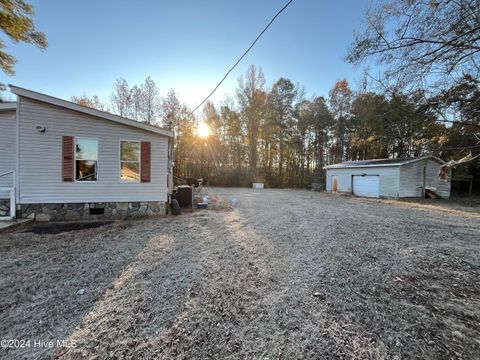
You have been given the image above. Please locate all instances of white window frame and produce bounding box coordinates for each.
[74,137,98,183]
[119,140,141,183]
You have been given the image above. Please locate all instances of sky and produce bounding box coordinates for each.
[0,0,370,109]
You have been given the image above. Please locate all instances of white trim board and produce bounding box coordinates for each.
[0,102,16,111]
[15,97,20,203]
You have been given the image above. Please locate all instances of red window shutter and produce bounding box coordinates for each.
[141,141,151,183]
[62,136,74,182]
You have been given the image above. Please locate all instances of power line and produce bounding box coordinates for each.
[187,0,295,118]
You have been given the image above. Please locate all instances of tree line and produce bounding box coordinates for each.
[173,66,476,189]
[72,64,478,190]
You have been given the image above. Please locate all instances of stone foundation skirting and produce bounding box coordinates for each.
[19,201,167,221]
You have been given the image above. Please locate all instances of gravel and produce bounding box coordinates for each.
[1,188,479,359]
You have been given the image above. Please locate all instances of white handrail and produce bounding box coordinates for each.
[0,170,14,178]
[0,170,15,219]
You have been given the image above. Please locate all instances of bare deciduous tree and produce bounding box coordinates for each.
[329,79,352,162]
[71,94,106,111]
[110,78,131,118]
[108,77,161,124]
[141,76,160,125]
[348,0,480,99]
[236,65,267,178]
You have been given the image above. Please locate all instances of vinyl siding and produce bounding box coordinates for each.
[0,109,16,198]
[18,97,169,204]
[326,167,399,197]
[398,159,451,198]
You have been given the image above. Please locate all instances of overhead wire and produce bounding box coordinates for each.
[186,0,295,118]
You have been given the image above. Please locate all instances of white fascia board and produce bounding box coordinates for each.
[0,102,16,111]
[406,155,445,165]
[9,85,174,138]
[323,163,403,170]
[323,156,446,170]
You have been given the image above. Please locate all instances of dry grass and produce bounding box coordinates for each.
[1,188,479,359]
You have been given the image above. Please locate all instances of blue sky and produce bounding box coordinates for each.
[0,0,369,108]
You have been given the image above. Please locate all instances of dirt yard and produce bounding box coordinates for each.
[1,188,479,359]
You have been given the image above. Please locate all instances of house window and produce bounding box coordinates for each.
[120,141,140,182]
[75,138,98,181]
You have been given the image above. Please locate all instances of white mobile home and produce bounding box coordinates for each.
[0,85,174,221]
[324,157,451,198]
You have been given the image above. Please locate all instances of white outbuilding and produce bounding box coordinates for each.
[324,156,451,198]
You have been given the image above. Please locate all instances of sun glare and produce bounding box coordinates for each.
[198,122,210,138]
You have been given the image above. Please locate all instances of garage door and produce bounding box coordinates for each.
[353,175,380,198]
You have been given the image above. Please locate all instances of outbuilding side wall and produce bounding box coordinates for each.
[326,167,399,197]
[398,158,451,198]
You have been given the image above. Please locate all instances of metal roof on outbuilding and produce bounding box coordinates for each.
[324,156,445,169]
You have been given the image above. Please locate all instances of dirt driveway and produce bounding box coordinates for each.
[1,188,479,359]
